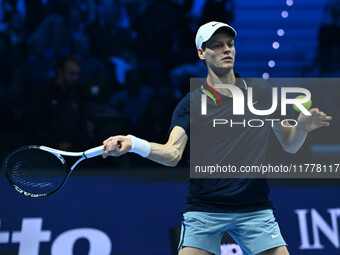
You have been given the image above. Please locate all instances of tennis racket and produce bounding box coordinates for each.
[3,144,119,198]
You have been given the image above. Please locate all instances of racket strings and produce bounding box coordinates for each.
[4,148,68,195]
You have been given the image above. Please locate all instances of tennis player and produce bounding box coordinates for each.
[102,21,332,255]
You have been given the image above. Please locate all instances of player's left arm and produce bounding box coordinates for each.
[272,108,332,154]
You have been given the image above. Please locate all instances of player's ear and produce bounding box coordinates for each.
[197,48,205,60]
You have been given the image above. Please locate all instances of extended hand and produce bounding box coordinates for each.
[297,108,332,132]
[102,135,132,158]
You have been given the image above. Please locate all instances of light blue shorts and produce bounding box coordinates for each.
[178,209,286,255]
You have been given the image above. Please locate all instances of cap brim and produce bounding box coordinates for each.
[215,26,236,38]
[196,24,237,49]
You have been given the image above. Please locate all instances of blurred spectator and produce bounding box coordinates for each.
[16,14,71,90]
[87,0,133,58]
[109,69,153,132]
[131,0,179,89]
[0,33,13,88]
[0,31,26,134]
[182,0,234,32]
[0,0,236,159]
[139,91,177,142]
[68,7,87,43]
[132,0,179,60]
[26,55,87,151]
[0,33,17,131]
[1,0,17,23]
[28,14,71,58]
[170,60,207,99]
[4,10,27,54]
[169,0,197,64]
[199,0,234,26]
[25,0,47,32]
[108,51,136,86]
[313,0,340,76]
[45,0,72,17]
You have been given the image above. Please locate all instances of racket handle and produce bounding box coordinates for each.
[84,141,122,158]
[84,145,104,158]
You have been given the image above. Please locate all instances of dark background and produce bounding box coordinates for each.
[0,0,339,164]
[0,0,339,254]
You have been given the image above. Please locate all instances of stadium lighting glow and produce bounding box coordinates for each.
[268,60,276,68]
[265,1,292,77]
[281,11,289,18]
[262,73,270,79]
[286,0,294,6]
[272,42,280,49]
[277,29,285,36]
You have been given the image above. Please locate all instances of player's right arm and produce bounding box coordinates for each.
[102,126,188,167]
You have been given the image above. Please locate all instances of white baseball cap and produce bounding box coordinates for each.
[195,21,237,49]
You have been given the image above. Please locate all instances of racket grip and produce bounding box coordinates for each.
[84,145,104,158]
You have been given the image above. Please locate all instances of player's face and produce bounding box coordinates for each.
[199,32,236,71]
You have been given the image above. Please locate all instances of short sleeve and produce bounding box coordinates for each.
[168,93,190,135]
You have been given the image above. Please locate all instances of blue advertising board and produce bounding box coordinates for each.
[0,172,340,255]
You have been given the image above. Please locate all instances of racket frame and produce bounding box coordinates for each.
[3,145,104,197]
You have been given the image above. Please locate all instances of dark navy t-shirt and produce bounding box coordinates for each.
[169,78,278,213]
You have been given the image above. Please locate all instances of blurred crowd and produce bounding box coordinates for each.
[0,0,234,154]
[307,0,340,77]
[0,0,338,162]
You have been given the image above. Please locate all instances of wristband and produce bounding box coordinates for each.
[127,135,151,157]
